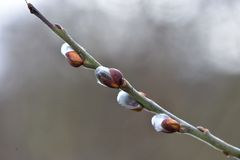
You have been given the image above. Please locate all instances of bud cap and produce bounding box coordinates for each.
[95,66,123,88]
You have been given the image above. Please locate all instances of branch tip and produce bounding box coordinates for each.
[24,0,28,5]
[223,151,230,157]
[25,1,36,14]
[25,2,54,29]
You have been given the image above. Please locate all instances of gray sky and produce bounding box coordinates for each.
[0,1,30,80]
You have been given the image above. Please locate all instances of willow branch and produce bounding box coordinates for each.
[25,2,240,159]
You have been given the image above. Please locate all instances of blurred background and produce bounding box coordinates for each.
[0,0,240,159]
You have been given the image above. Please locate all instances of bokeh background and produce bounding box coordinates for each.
[0,0,240,159]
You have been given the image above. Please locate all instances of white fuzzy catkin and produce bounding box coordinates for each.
[117,90,141,110]
[61,42,74,57]
[151,114,169,132]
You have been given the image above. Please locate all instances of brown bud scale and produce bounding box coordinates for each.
[66,51,83,67]
[161,118,180,133]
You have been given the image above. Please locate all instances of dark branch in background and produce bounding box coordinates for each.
[25,1,240,159]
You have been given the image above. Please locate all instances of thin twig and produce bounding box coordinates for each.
[25,2,240,158]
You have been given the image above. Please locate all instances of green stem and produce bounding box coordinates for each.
[26,2,101,69]
[25,2,240,158]
[121,80,240,158]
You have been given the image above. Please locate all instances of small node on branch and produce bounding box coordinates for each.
[117,90,144,112]
[61,43,83,67]
[95,66,124,88]
[197,126,209,134]
[223,151,230,156]
[55,24,63,30]
[151,114,180,133]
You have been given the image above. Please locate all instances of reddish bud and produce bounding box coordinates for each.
[95,66,124,88]
[151,114,180,133]
[161,118,180,133]
[61,43,83,67]
[66,51,83,67]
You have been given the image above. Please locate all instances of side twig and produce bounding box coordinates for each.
[25,1,240,159]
